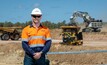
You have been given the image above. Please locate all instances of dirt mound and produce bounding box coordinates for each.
[50,29,62,40]
[83,32,107,41]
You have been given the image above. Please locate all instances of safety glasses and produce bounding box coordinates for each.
[31,15,42,18]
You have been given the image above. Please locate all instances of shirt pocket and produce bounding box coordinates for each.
[28,31,36,37]
[38,32,46,36]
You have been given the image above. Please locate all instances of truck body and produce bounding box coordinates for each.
[60,26,83,45]
[0,27,22,40]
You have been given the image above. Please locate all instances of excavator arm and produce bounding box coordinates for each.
[70,11,93,26]
[69,11,102,32]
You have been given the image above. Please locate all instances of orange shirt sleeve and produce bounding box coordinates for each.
[21,28,29,42]
[45,28,51,41]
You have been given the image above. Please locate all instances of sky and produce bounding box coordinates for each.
[0,0,107,23]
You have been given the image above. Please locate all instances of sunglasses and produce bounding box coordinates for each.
[31,15,42,18]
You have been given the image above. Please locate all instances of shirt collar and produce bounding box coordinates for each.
[30,23,43,28]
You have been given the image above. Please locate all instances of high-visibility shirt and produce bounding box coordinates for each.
[21,24,51,48]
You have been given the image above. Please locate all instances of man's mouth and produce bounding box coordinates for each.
[34,20,38,22]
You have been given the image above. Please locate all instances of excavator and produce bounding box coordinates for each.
[60,11,102,45]
[69,11,102,32]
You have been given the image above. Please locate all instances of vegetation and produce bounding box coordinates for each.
[0,21,106,29]
[0,20,67,29]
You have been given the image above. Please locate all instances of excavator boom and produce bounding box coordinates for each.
[69,11,102,32]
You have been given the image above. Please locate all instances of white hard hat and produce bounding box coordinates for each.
[31,8,42,15]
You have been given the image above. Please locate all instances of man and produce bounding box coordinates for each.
[21,8,52,65]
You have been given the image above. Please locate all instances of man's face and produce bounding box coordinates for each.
[31,15,42,24]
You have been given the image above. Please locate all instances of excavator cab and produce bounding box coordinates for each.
[60,26,83,45]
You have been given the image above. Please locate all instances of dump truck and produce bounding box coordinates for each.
[0,27,22,40]
[60,26,83,45]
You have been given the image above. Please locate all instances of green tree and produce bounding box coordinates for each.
[3,21,13,27]
[0,22,4,27]
[14,22,21,27]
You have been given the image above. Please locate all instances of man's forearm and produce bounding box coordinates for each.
[41,40,52,54]
[22,41,35,56]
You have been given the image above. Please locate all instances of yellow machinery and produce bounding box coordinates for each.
[60,11,103,45]
[0,27,22,40]
[60,26,83,45]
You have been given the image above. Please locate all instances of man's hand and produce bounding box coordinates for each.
[33,52,42,60]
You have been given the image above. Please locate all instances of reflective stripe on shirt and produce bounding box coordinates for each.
[28,36,46,41]
[22,36,51,41]
[29,44,44,47]
[21,38,28,42]
[46,38,51,41]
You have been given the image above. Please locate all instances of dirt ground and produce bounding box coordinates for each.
[0,41,107,65]
[0,25,107,65]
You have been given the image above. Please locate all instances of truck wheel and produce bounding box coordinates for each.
[1,33,10,40]
[77,32,83,40]
[11,33,20,40]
